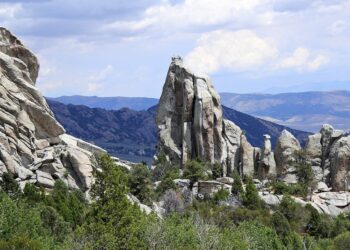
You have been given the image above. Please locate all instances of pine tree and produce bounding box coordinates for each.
[77,154,148,249]
[231,170,245,201]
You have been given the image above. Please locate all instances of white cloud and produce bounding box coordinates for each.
[85,65,114,93]
[88,65,113,82]
[104,0,268,33]
[0,3,21,19]
[328,20,347,35]
[278,47,329,72]
[87,83,102,92]
[184,30,278,74]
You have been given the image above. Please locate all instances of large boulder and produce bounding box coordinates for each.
[0,27,105,192]
[329,136,350,191]
[275,130,301,183]
[156,57,246,176]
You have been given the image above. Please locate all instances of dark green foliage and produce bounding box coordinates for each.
[128,163,154,204]
[211,162,223,179]
[278,195,309,232]
[152,153,176,181]
[232,170,245,200]
[0,172,21,199]
[272,211,291,239]
[293,150,316,197]
[212,188,230,205]
[183,159,207,187]
[0,191,54,249]
[271,180,305,196]
[23,183,42,205]
[74,154,148,249]
[243,177,264,209]
[306,204,349,239]
[0,235,42,250]
[333,232,350,250]
[40,206,71,242]
[284,231,304,250]
[44,180,86,228]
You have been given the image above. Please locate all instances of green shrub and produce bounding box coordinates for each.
[272,211,291,239]
[0,172,21,199]
[74,154,149,249]
[212,188,230,205]
[44,180,86,228]
[237,221,285,250]
[145,214,199,249]
[333,232,350,250]
[278,195,309,232]
[128,163,154,204]
[293,150,316,197]
[23,183,42,205]
[284,231,304,250]
[0,191,55,248]
[183,159,207,187]
[232,170,245,200]
[243,177,264,210]
[210,162,223,179]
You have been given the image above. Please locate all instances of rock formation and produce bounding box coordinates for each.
[329,136,350,191]
[258,134,276,178]
[275,130,301,183]
[157,57,246,176]
[302,124,349,191]
[0,27,105,192]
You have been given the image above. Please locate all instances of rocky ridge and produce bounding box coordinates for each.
[0,27,130,193]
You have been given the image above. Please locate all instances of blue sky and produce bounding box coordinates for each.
[1,0,350,97]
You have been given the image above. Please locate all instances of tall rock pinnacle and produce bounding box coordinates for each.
[156,57,254,176]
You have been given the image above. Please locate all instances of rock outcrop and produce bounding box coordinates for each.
[0,27,105,192]
[258,134,276,178]
[302,124,349,191]
[275,130,301,183]
[329,136,350,191]
[156,57,245,176]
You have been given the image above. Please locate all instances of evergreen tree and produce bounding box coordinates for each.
[183,159,206,188]
[243,177,263,210]
[231,170,245,200]
[76,154,148,249]
[0,172,21,199]
[128,163,154,205]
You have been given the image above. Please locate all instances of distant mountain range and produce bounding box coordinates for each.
[220,91,350,132]
[49,91,350,133]
[48,95,159,111]
[47,99,310,164]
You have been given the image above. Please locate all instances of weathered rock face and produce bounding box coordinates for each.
[320,125,344,182]
[157,57,244,176]
[240,135,255,176]
[0,27,105,192]
[305,133,323,181]
[258,134,276,178]
[275,130,301,183]
[329,136,350,191]
[302,124,349,190]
